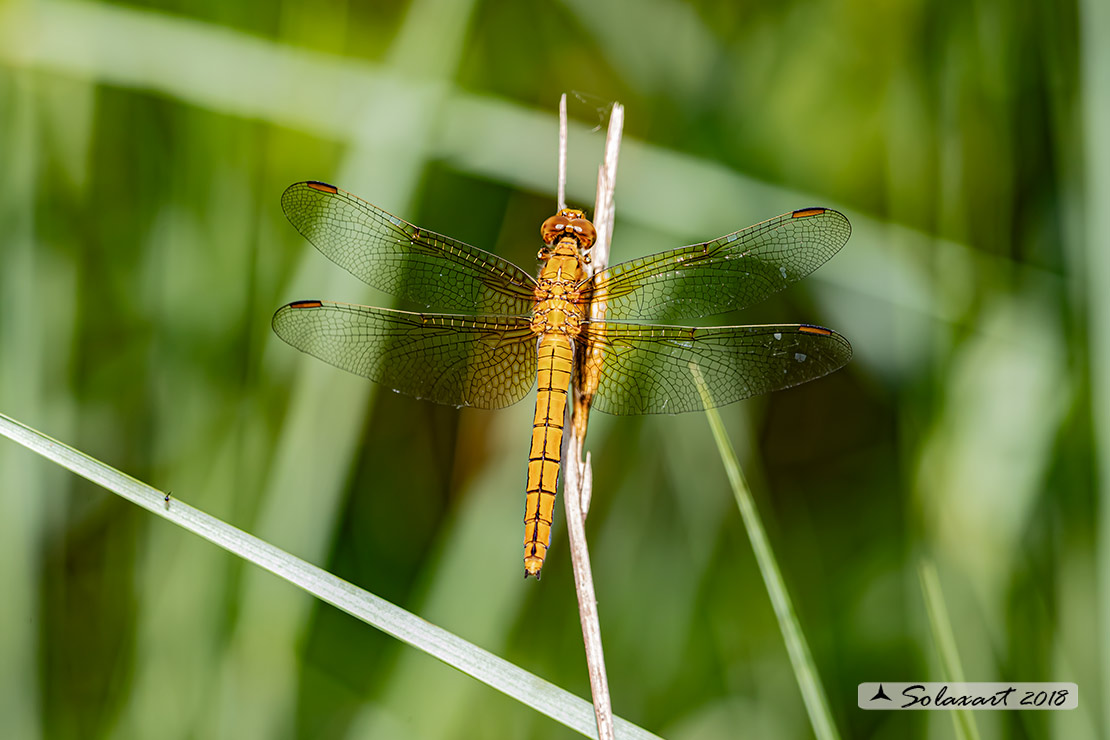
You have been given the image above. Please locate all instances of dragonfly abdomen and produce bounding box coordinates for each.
[523,333,574,578]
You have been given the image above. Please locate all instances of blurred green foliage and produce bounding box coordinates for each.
[0,0,1104,738]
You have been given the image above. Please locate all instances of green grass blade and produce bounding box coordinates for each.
[0,410,661,740]
[918,559,982,740]
[1080,0,1110,736]
[693,368,840,740]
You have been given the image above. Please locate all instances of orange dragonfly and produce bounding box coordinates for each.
[273,181,852,578]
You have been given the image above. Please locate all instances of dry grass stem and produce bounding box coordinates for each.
[559,98,624,740]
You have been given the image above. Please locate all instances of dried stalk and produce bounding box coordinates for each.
[559,97,624,740]
[557,94,568,212]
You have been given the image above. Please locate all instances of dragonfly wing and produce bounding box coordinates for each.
[282,182,538,314]
[273,300,537,409]
[580,321,851,415]
[587,208,850,322]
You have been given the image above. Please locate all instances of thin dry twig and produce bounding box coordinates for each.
[557,94,568,212]
[560,98,624,740]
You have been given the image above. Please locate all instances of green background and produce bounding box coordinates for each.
[0,0,1105,738]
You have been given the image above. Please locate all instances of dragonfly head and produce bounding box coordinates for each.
[541,209,596,249]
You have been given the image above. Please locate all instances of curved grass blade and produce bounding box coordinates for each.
[691,365,841,740]
[919,559,982,740]
[0,410,661,740]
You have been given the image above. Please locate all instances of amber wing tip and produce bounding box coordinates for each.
[286,299,324,309]
[305,180,339,193]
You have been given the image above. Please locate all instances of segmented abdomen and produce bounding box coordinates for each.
[522,333,574,578]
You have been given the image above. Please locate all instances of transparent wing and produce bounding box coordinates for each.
[579,322,852,415]
[586,208,850,322]
[282,182,537,315]
[272,300,537,409]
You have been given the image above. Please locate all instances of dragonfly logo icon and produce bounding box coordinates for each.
[870,684,892,702]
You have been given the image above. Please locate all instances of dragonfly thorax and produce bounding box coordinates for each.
[530,300,582,336]
[533,233,587,336]
[534,265,585,304]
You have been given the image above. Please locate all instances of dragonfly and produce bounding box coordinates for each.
[273,181,852,578]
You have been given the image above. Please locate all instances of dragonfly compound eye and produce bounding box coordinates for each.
[569,218,596,248]
[540,214,571,245]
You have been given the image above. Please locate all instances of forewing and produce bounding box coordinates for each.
[272,300,537,409]
[580,322,851,415]
[282,182,537,315]
[588,208,850,322]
